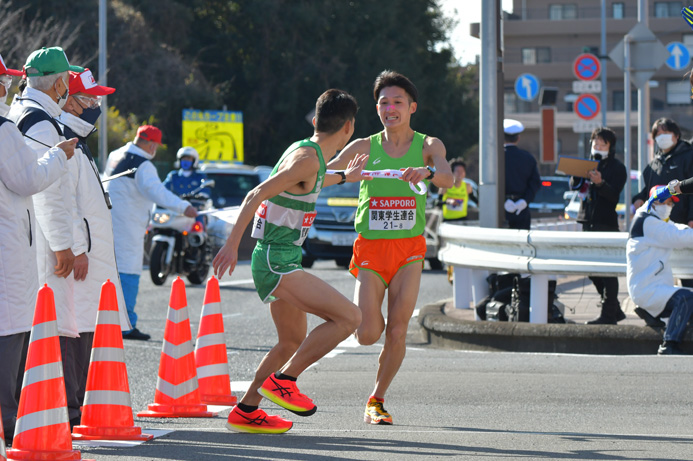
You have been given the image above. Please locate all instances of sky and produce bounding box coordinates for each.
[439,0,515,65]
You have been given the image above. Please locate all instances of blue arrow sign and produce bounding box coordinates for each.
[514,73,539,102]
[666,42,691,70]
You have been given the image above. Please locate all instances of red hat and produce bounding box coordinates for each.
[0,53,23,77]
[650,185,679,203]
[69,68,115,96]
[136,125,162,144]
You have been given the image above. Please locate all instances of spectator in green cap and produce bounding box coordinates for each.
[7,46,83,365]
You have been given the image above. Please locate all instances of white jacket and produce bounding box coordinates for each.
[57,112,132,333]
[105,142,191,275]
[7,88,78,337]
[626,204,693,317]
[0,118,68,336]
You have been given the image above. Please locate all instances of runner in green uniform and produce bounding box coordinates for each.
[329,71,453,425]
[213,89,370,434]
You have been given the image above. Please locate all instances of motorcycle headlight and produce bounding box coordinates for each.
[153,212,171,224]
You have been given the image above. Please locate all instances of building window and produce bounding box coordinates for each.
[654,1,683,17]
[613,90,638,111]
[667,81,691,105]
[504,92,517,114]
[612,2,625,19]
[549,4,578,20]
[521,47,551,64]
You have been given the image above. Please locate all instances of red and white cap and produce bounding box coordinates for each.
[69,68,115,96]
[0,53,23,77]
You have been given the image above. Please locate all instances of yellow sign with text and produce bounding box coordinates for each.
[182,109,244,163]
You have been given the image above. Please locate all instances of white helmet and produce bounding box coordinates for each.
[176,146,199,167]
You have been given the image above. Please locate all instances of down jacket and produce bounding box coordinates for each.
[0,117,68,336]
[626,204,693,317]
[105,142,191,275]
[7,88,78,337]
[57,111,131,333]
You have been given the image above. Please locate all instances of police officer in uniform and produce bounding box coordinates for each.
[503,119,541,230]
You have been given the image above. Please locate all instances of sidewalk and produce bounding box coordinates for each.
[419,275,693,355]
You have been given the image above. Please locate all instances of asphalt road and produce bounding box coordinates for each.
[73,261,693,461]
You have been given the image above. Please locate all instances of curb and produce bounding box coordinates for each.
[418,302,692,355]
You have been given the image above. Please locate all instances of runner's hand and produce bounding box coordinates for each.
[213,244,238,279]
[345,153,372,182]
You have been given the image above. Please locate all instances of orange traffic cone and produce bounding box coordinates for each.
[0,407,7,461]
[72,280,153,441]
[7,285,93,461]
[194,277,237,405]
[137,277,217,418]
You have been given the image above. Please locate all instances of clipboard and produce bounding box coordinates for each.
[555,156,598,178]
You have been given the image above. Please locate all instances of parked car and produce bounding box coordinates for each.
[529,176,571,218]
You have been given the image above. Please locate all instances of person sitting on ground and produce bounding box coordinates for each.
[627,185,693,355]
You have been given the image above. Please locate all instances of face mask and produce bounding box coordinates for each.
[655,133,676,151]
[56,76,68,109]
[0,78,10,117]
[180,159,193,171]
[652,203,673,221]
[79,106,101,126]
[590,148,608,161]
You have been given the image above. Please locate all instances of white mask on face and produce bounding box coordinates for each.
[590,148,608,160]
[56,76,69,109]
[652,203,673,221]
[0,78,10,117]
[655,133,676,151]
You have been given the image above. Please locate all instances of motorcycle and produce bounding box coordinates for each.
[147,180,216,286]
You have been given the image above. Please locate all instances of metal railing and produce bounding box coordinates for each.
[438,224,693,323]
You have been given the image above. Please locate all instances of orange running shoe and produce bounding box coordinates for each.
[226,406,293,434]
[364,397,393,425]
[259,374,317,416]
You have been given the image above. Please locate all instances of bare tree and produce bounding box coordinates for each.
[0,0,83,68]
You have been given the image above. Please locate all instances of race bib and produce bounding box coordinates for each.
[251,202,268,239]
[298,211,317,242]
[368,197,416,231]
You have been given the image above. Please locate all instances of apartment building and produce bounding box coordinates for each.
[500,0,693,173]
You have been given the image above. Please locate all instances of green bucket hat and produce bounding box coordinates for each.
[24,47,84,77]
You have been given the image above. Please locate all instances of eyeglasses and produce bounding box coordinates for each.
[74,94,101,109]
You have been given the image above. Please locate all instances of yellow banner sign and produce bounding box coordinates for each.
[182,109,244,162]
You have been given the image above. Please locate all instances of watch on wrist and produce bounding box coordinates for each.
[336,170,347,185]
[426,166,435,180]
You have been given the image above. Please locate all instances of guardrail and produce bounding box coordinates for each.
[437,223,693,323]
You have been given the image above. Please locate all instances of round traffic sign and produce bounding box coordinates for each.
[665,42,691,71]
[573,53,601,81]
[574,94,600,120]
[514,73,540,102]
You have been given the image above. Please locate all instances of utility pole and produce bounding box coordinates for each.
[479,0,504,228]
[98,0,108,172]
[637,0,650,191]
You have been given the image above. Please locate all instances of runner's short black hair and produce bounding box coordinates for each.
[373,70,418,103]
[314,89,359,134]
[449,158,466,171]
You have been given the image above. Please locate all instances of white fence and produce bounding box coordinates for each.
[437,223,693,323]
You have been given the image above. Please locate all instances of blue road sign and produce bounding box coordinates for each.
[574,94,600,120]
[514,73,540,102]
[666,42,691,70]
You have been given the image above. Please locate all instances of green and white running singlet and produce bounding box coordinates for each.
[354,131,428,240]
[250,139,325,302]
